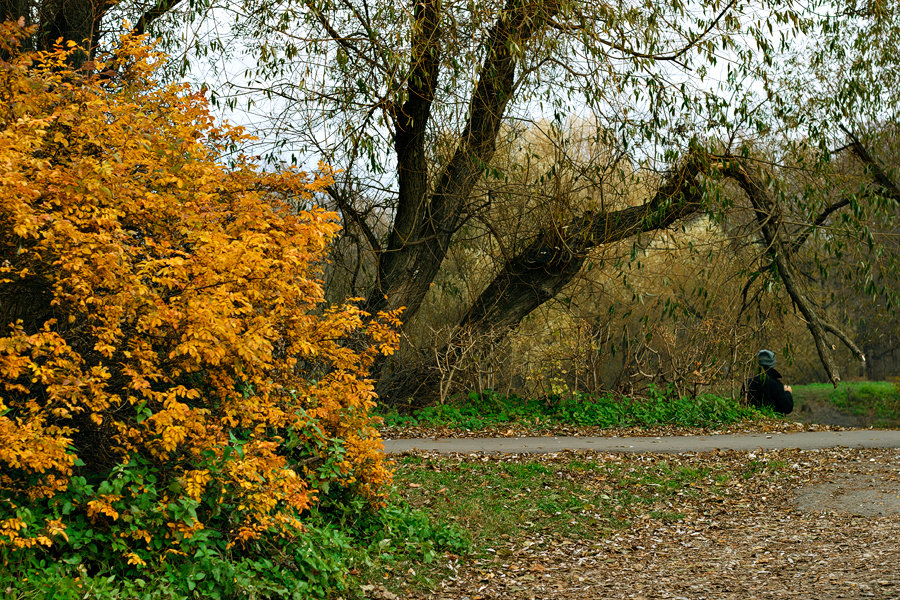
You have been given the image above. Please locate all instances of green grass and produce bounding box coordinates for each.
[380,388,775,431]
[792,381,900,426]
[392,452,789,557]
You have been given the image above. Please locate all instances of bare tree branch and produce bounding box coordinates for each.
[821,320,866,363]
[789,197,851,254]
[554,0,737,66]
[325,186,382,255]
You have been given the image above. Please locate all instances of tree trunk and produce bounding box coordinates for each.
[2,1,181,64]
[463,156,708,335]
[365,0,562,323]
[378,152,710,403]
[37,0,104,64]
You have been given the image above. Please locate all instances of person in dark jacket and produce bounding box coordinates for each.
[746,349,793,414]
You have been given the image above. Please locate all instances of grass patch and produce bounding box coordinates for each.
[381,388,774,431]
[391,452,789,555]
[792,381,900,426]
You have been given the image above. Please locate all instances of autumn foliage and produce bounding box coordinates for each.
[0,21,399,567]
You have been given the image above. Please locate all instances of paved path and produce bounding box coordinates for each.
[383,429,900,454]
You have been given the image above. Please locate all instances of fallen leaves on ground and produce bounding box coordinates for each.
[381,419,850,440]
[394,447,900,600]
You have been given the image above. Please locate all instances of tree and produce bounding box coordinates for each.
[715,0,900,382]
[185,0,806,401]
[9,0,897,401]
[226,0,895,398]
[0,23,399,566]
[0,0,182,64]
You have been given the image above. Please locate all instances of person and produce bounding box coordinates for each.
[745,349,793,414]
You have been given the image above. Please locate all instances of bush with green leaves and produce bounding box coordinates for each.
[1,490,468,600]
[381,387,773,430]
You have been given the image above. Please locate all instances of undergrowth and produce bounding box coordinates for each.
[381,387,774,430]
[0,495,469,600]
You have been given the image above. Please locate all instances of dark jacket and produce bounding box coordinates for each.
[746,367,793,414]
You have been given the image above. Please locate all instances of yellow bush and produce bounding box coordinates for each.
[0,21,399,555]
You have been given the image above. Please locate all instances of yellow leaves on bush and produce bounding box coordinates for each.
[125,553,147,567]
[181,469,212,501]
[0,325,87,499]
[0,22,400,553]
[86,495,122,522]
[0,513,66,548]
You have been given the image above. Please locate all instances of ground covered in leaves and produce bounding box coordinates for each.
[384,447,900,600]
[380,418,848,440]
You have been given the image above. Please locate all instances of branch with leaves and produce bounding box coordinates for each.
[724,158,866,386]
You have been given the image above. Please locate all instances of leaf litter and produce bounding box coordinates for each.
[382,419,850,440]
[392,447,900,600]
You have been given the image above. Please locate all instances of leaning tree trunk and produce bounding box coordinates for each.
[724,159,866,386]
[377,152,711,403]
[358,0,564,403]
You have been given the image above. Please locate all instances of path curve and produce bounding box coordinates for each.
[383,429,900,454]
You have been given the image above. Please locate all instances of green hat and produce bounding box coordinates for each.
[757,349,776,368]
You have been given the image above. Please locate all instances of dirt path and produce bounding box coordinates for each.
[384,429,900,454]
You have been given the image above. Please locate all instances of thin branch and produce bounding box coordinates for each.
[789,196,851,254]
[821,320,866,363]
[474,214,512,265]
[325,186,381,256]
[303,0,384,73]
[841,125,900,203]
[556,0,737,65]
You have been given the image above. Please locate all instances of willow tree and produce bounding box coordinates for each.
[723,0,900,382]
[5,0,896,400]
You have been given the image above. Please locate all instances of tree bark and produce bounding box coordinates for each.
[365,0,562,322]
[373,0,442,312]
[37,0,105,63]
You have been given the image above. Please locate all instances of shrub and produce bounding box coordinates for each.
[0,19,400,578]
[381,387,769,429]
